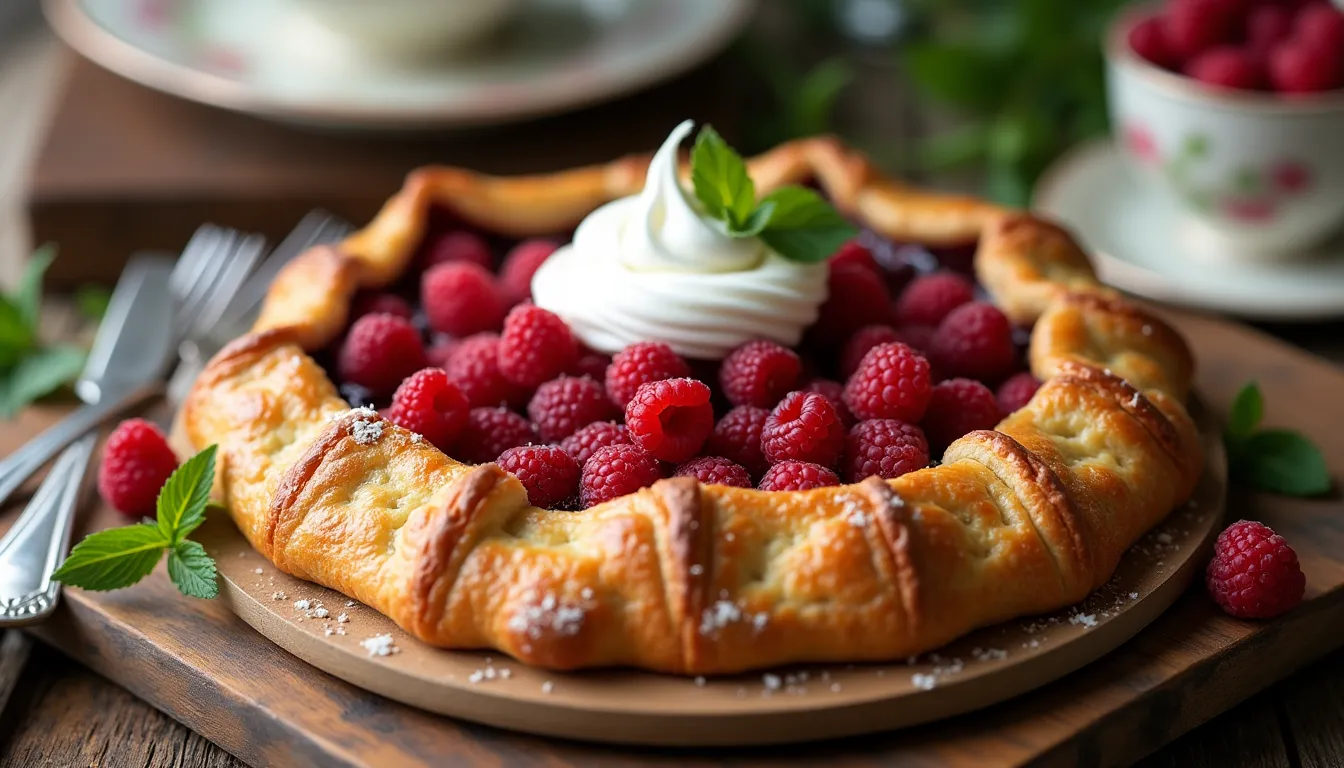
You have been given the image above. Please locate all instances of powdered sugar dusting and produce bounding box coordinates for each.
[351,418,384,445]
[507,593,586,639]
[360,634,399,657]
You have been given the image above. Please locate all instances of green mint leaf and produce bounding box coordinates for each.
[755,186,858,264]
[0,296,34,370]
[691,125,756,231]
[52,522,169,591]
[167,539,218,599]
[1243,429,1331,497]
[1227,382,1263,439]
[15,244,56,329]
[735,201,775,238]
[157,445,218,544]
[75,285,113,322]
[0,344,86,419]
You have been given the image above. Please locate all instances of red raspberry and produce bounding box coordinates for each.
[928,302,1017,384]
[421,262,507,337]
[1165,0,1237,60]
[1185,46,1263,90]
[338,313,428,398]
[761,391,846,467]
[526,375,616,442]
[497,445,580,508]
[921,378,1002,453]
[1206,520,1306,618]
[388,368,469,451]
[559,420,631,465]
[843,419,929,482]
[893,271,975,327]
[571,351,610,381]
[718,340,802,408]
[421,230,492,270]
[426,337,458,369]
[757,460,841,492]
[673,456,753,488]
[807,262,892,346]
[499,239,558,305]
[802,378,854,426]
[1129,14,1180,70]
[705,406,771,479]
[98,418,179,518]
[456,407,539,464]
[1294,3,1344,53]
[498,305,579,388]
[1268,41,1343,93]
[896,324,936,353]
[624,378,714,463]
[605,341,692,408]
[842,342,932,422]
[443,333,527,409]
[351,292,412,322]
[996,372,1042,414]
[580,444,662,508]
[1246,5,1292,60]
[830,240,879,273]
[840,325,905,379]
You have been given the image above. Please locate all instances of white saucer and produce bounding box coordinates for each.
[44,0,754,130]
[1033,141,1344,321]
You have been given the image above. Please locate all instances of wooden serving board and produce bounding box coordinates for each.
[4,306,1344,766]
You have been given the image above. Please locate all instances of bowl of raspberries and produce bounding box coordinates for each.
[1107,0,1344,261]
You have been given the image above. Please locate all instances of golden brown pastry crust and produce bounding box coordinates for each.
[182,136,1202,674]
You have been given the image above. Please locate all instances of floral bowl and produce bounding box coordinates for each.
[1105,5,1344,262]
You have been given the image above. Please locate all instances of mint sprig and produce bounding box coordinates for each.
[689,125,856,264]
[1224,383,1330,497]
[54,445,220,598]
[0,245,89,419]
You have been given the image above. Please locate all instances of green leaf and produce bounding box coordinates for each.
[914,123,991,172]
[736,201,776,238]
[0,344,86,419]
[1242,429,1331,497]
[167,539,218,599]
[0,296,34,370]
[691,125,756,231]
[156,445,218,544]
[1227,382,1263,439]
[75,285,113,322]
[52,523,168,591]
[14,244,56,329]
[756,186,858,264]
[790,58,853,137]
[902,42,1008,111]
[984,162,1032,207]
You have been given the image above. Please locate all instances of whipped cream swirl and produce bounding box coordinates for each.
[530,120,828,360]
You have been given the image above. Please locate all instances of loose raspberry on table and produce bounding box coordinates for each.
[526,375,616,442]
[571,351,611,381]
[1164,0,1237,60]
[1206,520,1305,619]
[338,313,428,398]
[1129,14,1180,70]
[757,460,841,492]
[928,301,1017,384]
[420,230,492,271]
[843,419,929,483]
[673,456,753,488]
[841,325,905,380]
[1185,46,1262,90]
[624,378,714,463]
[580,443,663,508]
[893,271,975,327]
[388,368,469,451]
[996,372,1042,414]
[606,341,692,408]
[98,418,179,518]
[456,407,539,464]
[830,240,879,273]
[499,239,559,305]
[807,262,892,346]
[921,378,1002,454]
[559,420,631,465]
[761,391,846,467]
[719,339,802,408]
[351,292,413,322]
[421,262,507,337]
[498,304,579,388]
[498,445,580,508]
[705,405,771,479]
[443,333,528,409]
[1268,40,1343,93]
[842,342,932,423]
[802,378,854,426]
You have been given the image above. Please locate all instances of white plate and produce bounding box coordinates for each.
[44,0,754,129]
[1034,140,1344,321]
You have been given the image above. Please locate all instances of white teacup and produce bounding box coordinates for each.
[288,0,521,61]
[1105,6,1344,263]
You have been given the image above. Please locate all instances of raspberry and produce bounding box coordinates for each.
[571,351,610,381]
[351,292,412,322]
[498,304,579,388]
[98,418,179,518]
[580,444,662,508]
[1246,5,1292,60]
[1294,2,1344,53]
[843,419,929,482]
[928,302,1017,384]
[830,240,879,273]
[625,378,714,463]
[757,460,841,492]
[1129,14,1180,70]
[761,391,846,467]
[388,368,469,451]
[338,313,428,398]
[456,407,538,464]
[499,239,558,305]
[705,406,771,479]
[807,262,892,346]
[1185,46,1263,90]
[1206,520,1306,618]
[996,372,1042,414]
[526,375,616,442]
[921,378,1002,453]
[896,324,936,353]
[1268,41,1343,93]
[421,262,507,337]
[802,378,854,426]
[559,420,631,465]
[606,341,692,408]
[673,456,753,488]
[1165,0,1237,60]
[421,230,492,270]
[843,342,932,422]
[719,340,802,408]
[840,325,905,379]
[497,445,580,508]
[426,336,458,369]
[893,271,975,327]
[443,333,528,409]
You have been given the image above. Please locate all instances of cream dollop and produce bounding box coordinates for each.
[530,120,828,360]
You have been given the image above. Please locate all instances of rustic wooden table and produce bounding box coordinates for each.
[2,10,1344,768]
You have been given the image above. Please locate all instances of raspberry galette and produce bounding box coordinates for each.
[177,122,1201,675]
